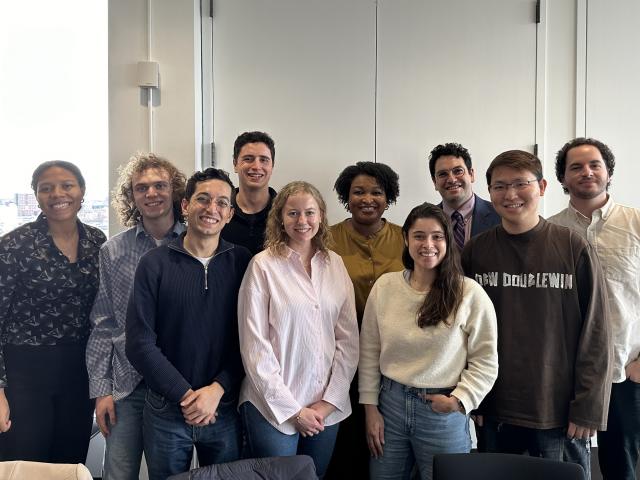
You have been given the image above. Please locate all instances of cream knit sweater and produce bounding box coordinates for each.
[359,271,498,412]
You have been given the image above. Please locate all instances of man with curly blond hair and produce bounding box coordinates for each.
[86,153,186,480]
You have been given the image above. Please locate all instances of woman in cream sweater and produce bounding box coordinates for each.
[359,203,498,480]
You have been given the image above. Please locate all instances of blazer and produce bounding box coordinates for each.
[470,194,501,238]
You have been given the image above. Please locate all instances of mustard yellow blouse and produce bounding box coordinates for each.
[330,219,404,324]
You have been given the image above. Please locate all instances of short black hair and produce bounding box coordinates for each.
[31,160,86,193]
[233,131,276,164]
[555,137,615,194]
[185,168,235,202]
[428,143,472,179]
[334,161,400,208]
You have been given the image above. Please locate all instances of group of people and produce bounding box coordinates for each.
[0,131,637,480]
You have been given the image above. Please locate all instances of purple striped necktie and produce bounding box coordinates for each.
[451,211,465,250]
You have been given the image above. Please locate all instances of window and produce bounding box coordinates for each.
[0,1,108,236]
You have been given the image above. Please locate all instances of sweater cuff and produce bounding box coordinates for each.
[359,391,379,406]
[89,378,114,399]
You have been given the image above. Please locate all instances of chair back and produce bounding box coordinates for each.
[433,453,586,480]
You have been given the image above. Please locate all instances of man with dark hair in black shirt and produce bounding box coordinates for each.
[221,131,277,255]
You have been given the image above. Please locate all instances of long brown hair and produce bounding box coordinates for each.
[402,203,464,328]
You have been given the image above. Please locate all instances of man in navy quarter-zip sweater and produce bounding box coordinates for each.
[126,168,251,480]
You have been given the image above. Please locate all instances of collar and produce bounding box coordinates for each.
[135,220,186,240]
[169,232,234,258]
[284,245,330,264]
[568,195,614,222]
[231,187,277,218]
[34,213,103,247]
[442,194,475,221]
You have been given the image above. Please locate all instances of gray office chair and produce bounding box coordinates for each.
[433,453,586,480]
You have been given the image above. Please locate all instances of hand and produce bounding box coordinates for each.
[180,382,224,426]
[0,389,11,433]
[364,404,385,458]
[626,359,640,383]
[308,400,336,421]
[471,414,484,427]
[567,421,595,440]
[422,394,464,414]
[292,407,324,437]
[95,395,116,436]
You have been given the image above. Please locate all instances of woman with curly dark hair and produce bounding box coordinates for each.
[327,162,404,478]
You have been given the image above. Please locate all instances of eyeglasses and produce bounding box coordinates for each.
[435,167,467,180]
[133,182,170,194]
[489,179,539,193]
[193,194,231,210]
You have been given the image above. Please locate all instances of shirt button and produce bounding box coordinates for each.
[369,280,374,285]
[315,305,319,309]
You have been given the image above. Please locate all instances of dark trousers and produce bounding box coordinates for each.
[476,417,591,480]
[598,380,640,480]
[0,344,94,463]
[325,379,370,480]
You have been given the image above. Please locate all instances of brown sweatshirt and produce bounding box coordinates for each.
[461,218,612,430]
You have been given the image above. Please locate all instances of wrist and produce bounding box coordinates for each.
[451,395,465,413]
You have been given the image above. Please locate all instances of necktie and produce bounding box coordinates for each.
[452,211,465,250]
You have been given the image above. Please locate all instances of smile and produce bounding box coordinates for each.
[199,216,219,225]
[504,203,524,209]
[51,202,72,210]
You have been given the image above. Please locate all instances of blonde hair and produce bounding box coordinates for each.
[112,152,186,227]
[264,181,332,256]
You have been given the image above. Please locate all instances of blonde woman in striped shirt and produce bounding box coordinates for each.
[238,181,359,478]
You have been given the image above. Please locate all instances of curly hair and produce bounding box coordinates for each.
[112,152,187,227]
[401,203,464,328]
[264,181,332,256]
[555,137,615,194]
[428,142,473,179]
[333,161,400,209]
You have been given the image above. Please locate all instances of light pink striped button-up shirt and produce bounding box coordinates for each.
[238,247,359,434]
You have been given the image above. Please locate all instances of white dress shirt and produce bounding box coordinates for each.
[548,197,640,383]
[238,247,359,434]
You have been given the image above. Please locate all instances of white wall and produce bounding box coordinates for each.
[108,0,639,236]
[109,0,201,235]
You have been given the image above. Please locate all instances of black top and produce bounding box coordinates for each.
[0,214,106,386]
[126,234,252,403]
[221,187,277,255]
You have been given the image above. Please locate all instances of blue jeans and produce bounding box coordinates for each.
[597,379,640,480]
[476,416,591,480]
[102,383,146,480]
[370,377,471,480]
[240,401,339,479]
[143,389,241,480]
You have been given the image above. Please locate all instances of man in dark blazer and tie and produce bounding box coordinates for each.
[428,142,500,248]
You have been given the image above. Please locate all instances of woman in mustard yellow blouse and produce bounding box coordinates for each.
[327,161,404,479]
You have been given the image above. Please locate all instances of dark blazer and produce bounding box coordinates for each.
[438,193,501,240]
[470,194,501,238]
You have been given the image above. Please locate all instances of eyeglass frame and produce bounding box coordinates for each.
[488,179,541,193]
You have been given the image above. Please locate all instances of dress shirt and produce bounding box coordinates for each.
[330,219,404,322]
[548,198,640,383]
[0,214,105,387]
[442,195,475,244]
[86,221,184,400]
[238,247,359,434]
